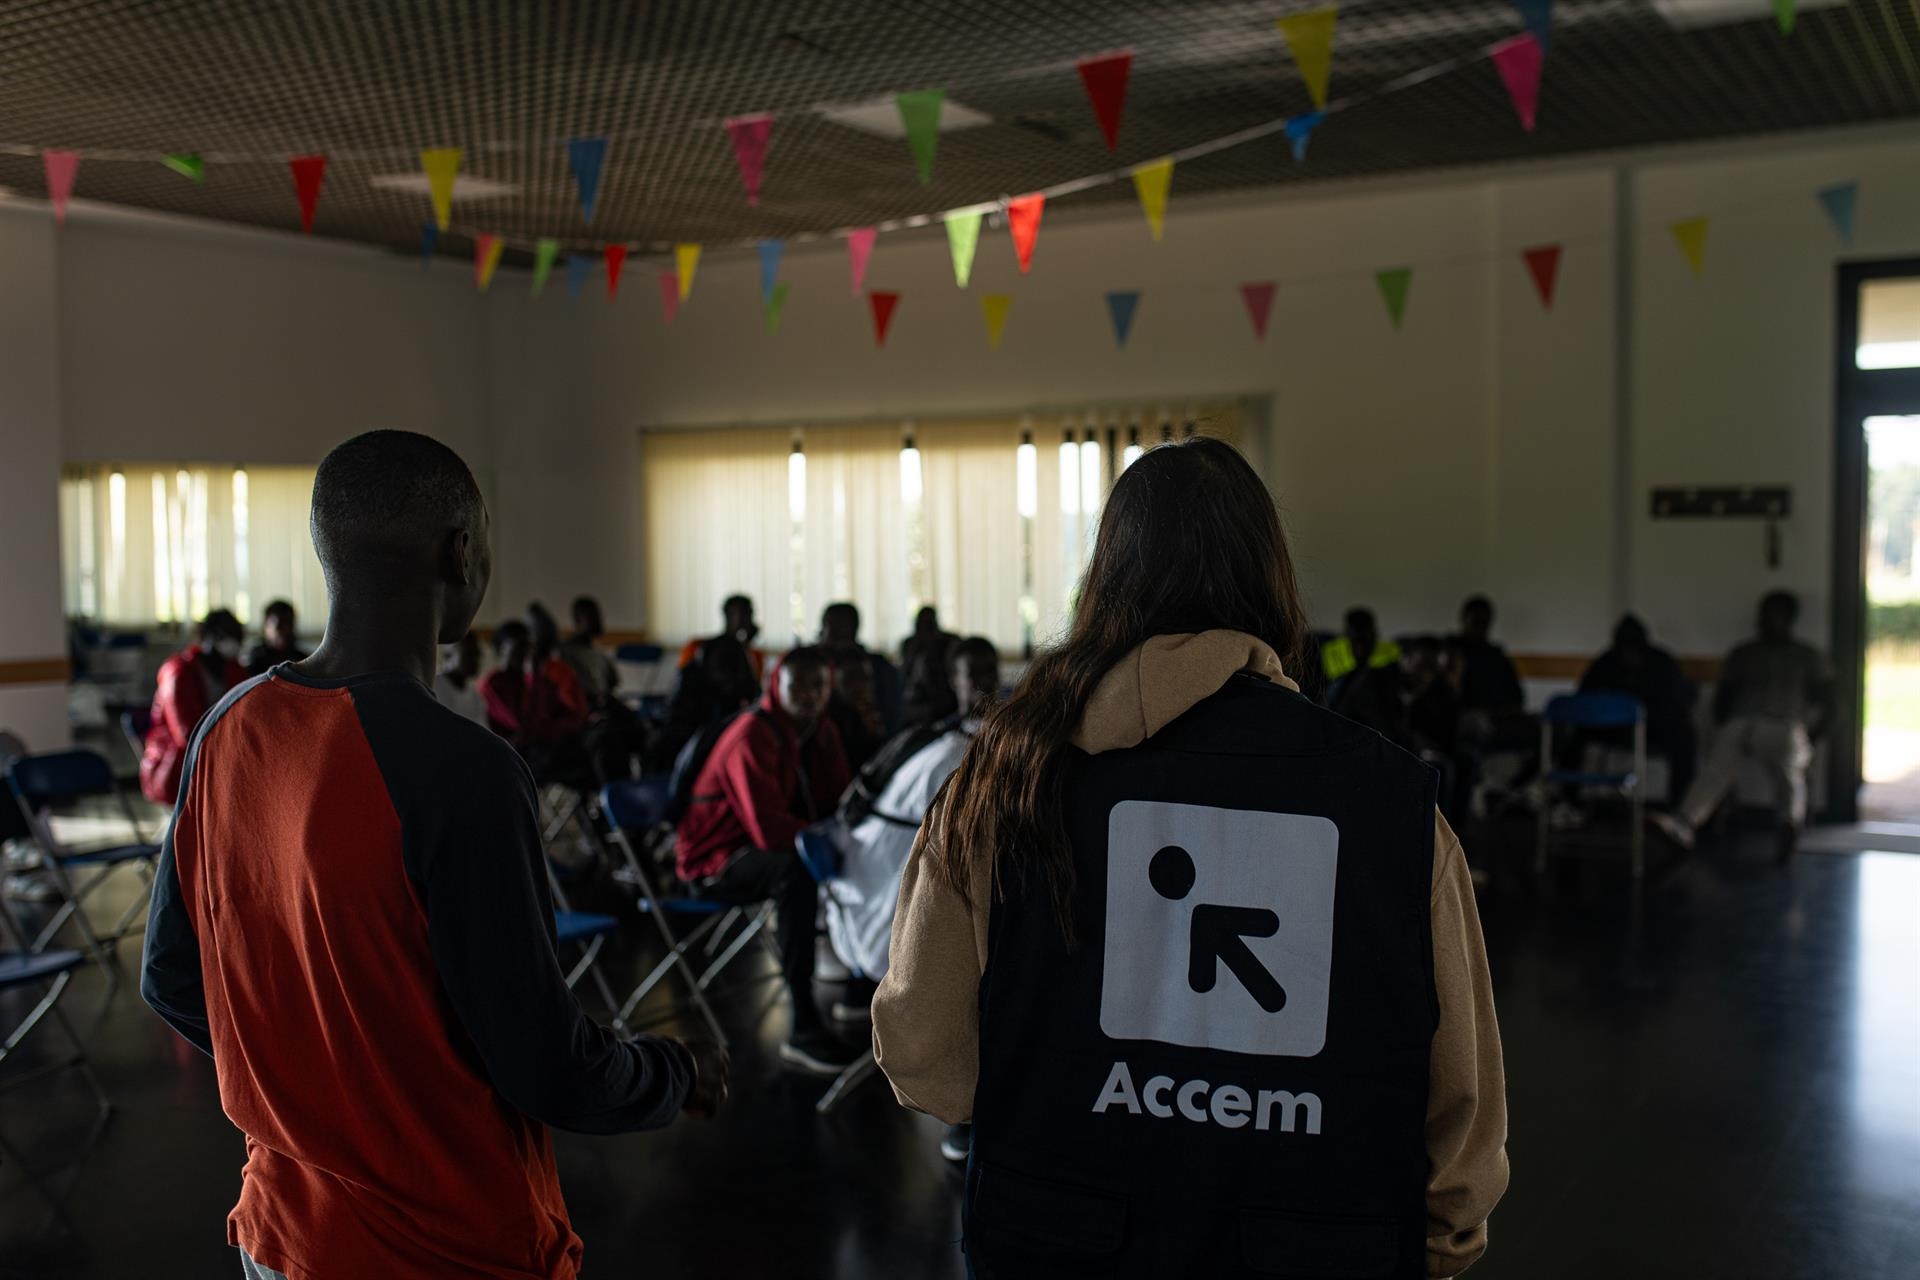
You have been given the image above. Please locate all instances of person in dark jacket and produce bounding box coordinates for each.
[140,608,249,805]
[1452,595,1524,715]
[646,634,761,774]
[900,606,961,726]
[827,647,887,771]
[243,599,306,676]
[674,646,857,1076]
[821,601,904,734]
[1578,614,1697,804]
[874,438,1507,1279]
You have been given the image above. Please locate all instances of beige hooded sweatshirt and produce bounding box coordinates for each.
[871,630,1510,1278]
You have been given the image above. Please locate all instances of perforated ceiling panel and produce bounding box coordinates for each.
[0,0,1911,259]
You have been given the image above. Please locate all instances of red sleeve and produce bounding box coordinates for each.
[717,719,805,854]
[547,661,590,727]
[678,639,700,670]
[161,657,210,748]
[479,672,522,738]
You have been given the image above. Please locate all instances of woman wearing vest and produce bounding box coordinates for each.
[872,438,1508,1279]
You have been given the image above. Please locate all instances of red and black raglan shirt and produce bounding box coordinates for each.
[140,666,693,1280]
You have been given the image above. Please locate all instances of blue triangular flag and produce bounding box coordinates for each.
[1512,0,1552,53]
[1285,111,1324,163]
[1818,181,1857,246]
[565,253,595,301]
[1106,291,1141,349]
[757,239,784,302]
[568,137,608,225]
[420,222,438,267]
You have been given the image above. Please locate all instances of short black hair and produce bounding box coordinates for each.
[1461,595,1495,621]
[198,608,242,642]
[310,430,484,592]
[781,644,831,677]
[526,602,559,651]
[723,594,753,615]
[950,636,998,674]
[262,599,296,625]
[494,619,530,649]
[571,595,601,620]
[1344,607,1377,634]
[1761,590,1800,623]
[822,602,860,632]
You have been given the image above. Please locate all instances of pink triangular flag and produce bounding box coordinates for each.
[42,150,79,225]
[604,245,628,299]
[1007,194,1045,273]
[847,227,877,296]
[1240,282,1276,340]
[1490,34,1543,132]
[658,271,680,325]
[726,114,774,206]
[1523,244,1562,308]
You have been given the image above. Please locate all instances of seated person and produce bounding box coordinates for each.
[1319,607,1401,706]
[1452,594,1524,716]
[433,631,487,726]
[646,635,762,773]
[824,637,998,986]
[677,594,766,683]
[1578,614,1697,802]
[900,606,960,726]
[827,649,886,771]
[673,648,854,1076]
[820,601,903,735]
[479,619,589,750]
[559,595,621,710]
[243,599,307,676]
[1322,608,1403,732]
[1401,634,1461,757]
[1654,591,1832,861]
[141,608,249,805]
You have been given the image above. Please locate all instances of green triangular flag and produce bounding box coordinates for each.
[162,153,205,182]
[946,210,982,288]
[1772,0,1796,34]
[1376,267,1412,329]
[896,88,945,185]
[531,239,560,296]
[764,282,791,334]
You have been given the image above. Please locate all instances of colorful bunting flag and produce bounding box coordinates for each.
[675,243,701,301]
[1376,267,1412,329]
[757,239,784,301]
[1522,244,1561,308]
[289,154,326,233]
[43,150,78,225]
[870,291,901,347]
[420,223,438,266]
[1077,52,1133,151]
[1276,7,1339,111]
[162,153,204,182]
[896,89,945,185]
[1772,0,1796,35]
[421,147,462,231]
[1671,217,1709,277]
[1513,0,1553,52]
[1490,34,1543,132]
[980,294,1012,349]
[1240,282,1276,340]
[847,227,877,296]
[568,137,608,224]
[565,254,594,301]
[474,234,505,292]
[765,282,791,334]
[726,114,774,205]
[532,239,560,295]
[1133,159,1173,241]
[1008,194,1046,273]
[945,211,982,288]
[658,272,680,325]
[1106,291,1141,348]
[604,244,628,300]
[1818,181,1857,246]
[1285,111,1324,163]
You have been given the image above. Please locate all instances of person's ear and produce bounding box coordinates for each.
[446,527,478,587]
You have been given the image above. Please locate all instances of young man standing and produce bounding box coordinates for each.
[142,430,724,1280]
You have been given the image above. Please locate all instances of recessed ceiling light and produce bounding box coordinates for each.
[367,173,519,200]
[818,94,992,139]
[1650,0,1842,28]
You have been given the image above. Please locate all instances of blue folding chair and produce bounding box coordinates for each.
[797,826,881,1115]
[0,943,113,1233]
[6,750,160,978]
[598,778,743,1047]
[1535,693,1646,881]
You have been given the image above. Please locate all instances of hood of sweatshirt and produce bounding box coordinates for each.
[1070,630,1297,756]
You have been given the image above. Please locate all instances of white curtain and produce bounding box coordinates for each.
[59,464,325,627]
[920,419,1026,653]
[800,425,911,651]
[641,428,795,648]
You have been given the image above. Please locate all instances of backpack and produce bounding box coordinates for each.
[665,706,766,826]
[838,715,960,828]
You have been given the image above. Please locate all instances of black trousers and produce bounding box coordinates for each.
[703,846,820,1032]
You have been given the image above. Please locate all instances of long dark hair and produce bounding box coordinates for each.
[929,436,1310,940]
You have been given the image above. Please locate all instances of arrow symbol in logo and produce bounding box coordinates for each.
[1188,903,1288,1013]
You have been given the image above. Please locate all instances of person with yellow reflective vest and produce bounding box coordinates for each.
[1322,609,1401,691]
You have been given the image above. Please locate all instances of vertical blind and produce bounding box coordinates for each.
[641,406,1241,654]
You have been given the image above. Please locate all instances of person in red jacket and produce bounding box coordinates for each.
[675,646,856,1075]
[140,609,249,805]
[479,620,590,747]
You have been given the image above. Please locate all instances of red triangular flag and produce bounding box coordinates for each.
[1007,194,1045,273]
[1522,244,1561,308]
[604,244,628,299]
[870,291,901,347]
[1240,282,1276,340]
[658,271,680,325]
[289,155,327,233]
[1076,52,1133,151]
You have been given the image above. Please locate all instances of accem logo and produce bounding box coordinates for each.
[1091,1060,1323,1135]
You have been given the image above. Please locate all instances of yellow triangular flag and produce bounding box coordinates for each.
[980,294,1012,349]
[675,243,701,301]
[421,147,462,232]
[1276,6,1339,111]
[1132,159,1173,241]
[1671,217,1709,278]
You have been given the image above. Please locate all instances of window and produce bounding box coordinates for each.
[59,464,325,626]
[642,406,1241,654]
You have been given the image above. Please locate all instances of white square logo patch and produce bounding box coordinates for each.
[1099,800,1339,1057]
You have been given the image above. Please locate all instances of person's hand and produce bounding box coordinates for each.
[679,1038,729,1119]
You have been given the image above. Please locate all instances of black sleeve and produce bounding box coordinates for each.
[141,817,213,1057]
[359,689,693,1134]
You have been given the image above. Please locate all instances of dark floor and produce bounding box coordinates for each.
[3,823,1918,1280]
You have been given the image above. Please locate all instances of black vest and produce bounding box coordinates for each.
[969,676,1438,1280]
